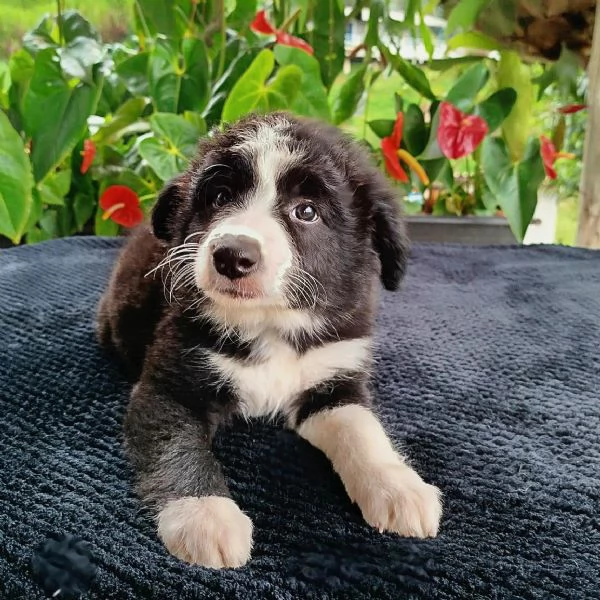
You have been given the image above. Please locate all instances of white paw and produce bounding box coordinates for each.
[157,496,253,568]
[348,463,442,538]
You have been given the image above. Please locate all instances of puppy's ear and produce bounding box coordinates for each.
[368,175,410,291]
[151,177,185,242]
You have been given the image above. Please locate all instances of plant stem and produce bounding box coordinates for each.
[216,0,226,79]
[56,0,64,46]
[280,8,301,32]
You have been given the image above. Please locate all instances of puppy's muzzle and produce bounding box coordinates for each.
[211,234,262,280]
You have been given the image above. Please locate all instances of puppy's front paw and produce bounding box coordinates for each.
[348,463,442,538]
[157,496,253,568]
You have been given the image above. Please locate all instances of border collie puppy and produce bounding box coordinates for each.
[97,112,442,569]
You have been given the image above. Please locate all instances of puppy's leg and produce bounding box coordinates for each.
[296,402,442,538]
[124,382,252,568]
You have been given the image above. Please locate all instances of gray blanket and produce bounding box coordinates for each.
[0,237,598,599]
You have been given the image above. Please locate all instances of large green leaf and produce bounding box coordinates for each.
[37,169,71,207]
[403,104,427,156]
[497,50,534,162]
[481,136,545,241]
[274,45,330,120]
[116,52,150,97]
[447,31,502,52]
[139,113,204,182]
[368,119,395,138]
[221,50,302,123]
[331,65,366,125]
[204,48,261,126]
[446,0,490,34]
[382,48,436,101]
[135,0,179,38]
[23,48,103,183]
[474,87,517,132]
[0,61,10,109]
[446,62,489,112]
[310,0,345,88]
[0,111,33,243]
[365,0,385,48]
[149,39,210,114]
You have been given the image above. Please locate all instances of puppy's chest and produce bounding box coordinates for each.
[204,335,371,419]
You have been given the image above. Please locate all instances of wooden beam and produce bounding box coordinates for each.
[578,0,600,248]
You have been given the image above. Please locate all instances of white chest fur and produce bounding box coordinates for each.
[206,336,372,420]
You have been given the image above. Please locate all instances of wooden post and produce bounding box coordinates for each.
[577,0,600,248]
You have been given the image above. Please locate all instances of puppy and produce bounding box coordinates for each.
[97,112,442,569]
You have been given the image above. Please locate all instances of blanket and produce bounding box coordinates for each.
[0,237,598,599]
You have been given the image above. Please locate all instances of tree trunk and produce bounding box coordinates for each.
[578,0,600,248]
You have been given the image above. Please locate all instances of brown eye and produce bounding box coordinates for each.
[293,203,318,222]
[213,190,230,207]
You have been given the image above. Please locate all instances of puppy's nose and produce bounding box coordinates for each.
[211,234,262,280]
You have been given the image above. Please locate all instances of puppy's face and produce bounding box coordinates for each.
[151,113,408,317]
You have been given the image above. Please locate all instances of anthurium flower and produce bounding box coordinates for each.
[250,9,314,55]
[558,104,587,114]
[100,185,143,228]
[437,102,488,160]
[540,135,575,180]
[381,113,430,185]
[80,140,96,174]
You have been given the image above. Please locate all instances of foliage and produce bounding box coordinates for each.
[0,0,587,246]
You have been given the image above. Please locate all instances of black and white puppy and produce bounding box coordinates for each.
[97,112,442,569]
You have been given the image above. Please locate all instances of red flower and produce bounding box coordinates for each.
[437,102,488,160]
[100,185,143,228]
[80,139,96,174]
[250,10,276,34]
[558,104,587,114]
[381,113,429,185]
[250,10,314,55]
[540,135,575,180]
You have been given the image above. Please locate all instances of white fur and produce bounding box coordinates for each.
[297,404,442,538]
[157,496,253,568]
[194,127,304,303]
[206,337,372,419]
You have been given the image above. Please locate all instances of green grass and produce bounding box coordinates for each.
[0,0,133,55]
[555,196,579,246]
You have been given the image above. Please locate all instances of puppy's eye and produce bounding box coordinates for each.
[213,190,230,207]
[293,203,318,223]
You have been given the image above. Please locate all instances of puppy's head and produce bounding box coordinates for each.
[152,113,408,317]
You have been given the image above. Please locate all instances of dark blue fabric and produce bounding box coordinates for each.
[0,237,599,599]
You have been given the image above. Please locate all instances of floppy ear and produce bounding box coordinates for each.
[368,175,410,291]
[151,177,185,242]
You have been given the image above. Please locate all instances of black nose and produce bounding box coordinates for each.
[211,234,262,280]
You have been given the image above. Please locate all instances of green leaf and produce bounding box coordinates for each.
[73,193,95,231]
[0,111,33,243]
[446,62,489,111]
[273,45,330,120]
[135,0,179,38]
[222,50,302,123]
[149,39,210,114]
[365,0,385,48]
[310,0,346,88]
[228,0,258,28]
[394,93,404,113]
[474,88,517,132]
[0,61,10,109]
[23,48,102,183]
[139,113,203,181]
[93,97,149,144]
[204,48,261,126]
[403,104,427,156]
[420,157,450,185]
[481,136,545,241]
[447,0,489,34]
[368,119,396,138]
[418,7,434,60]
[447,31,502,52]
[383,48,436,101]
[427,56,484,71]
[37,169,72,206]
[331,66,366,125]
[116,52,150,97]
[418,105,444,160]
[497,50,534,161]
[58,36,105,83]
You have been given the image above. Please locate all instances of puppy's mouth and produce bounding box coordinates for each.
[217,287,261,300]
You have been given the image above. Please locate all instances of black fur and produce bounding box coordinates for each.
[97,112,409,517]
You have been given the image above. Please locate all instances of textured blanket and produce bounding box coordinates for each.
[0,237,599,599]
